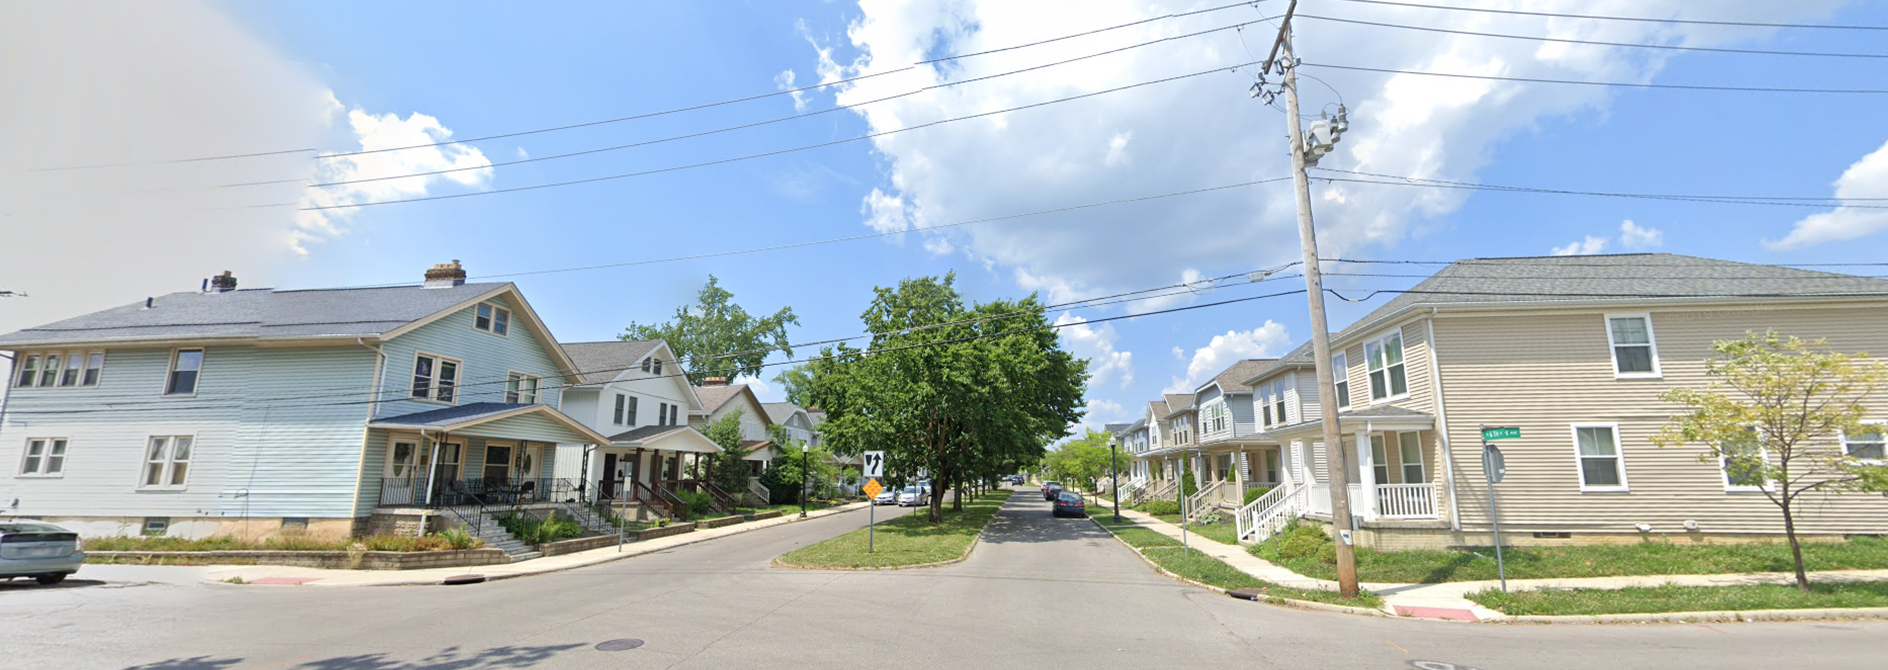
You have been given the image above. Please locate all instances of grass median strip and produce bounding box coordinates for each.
[1091,514,1382,609]
[1253,522,1888,584]
[774,491,1011,569]
[1468,581,1888,616]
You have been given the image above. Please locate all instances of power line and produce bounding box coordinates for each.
[1299,13,1888,59]
[1301,61,1888,96]
[1325,0,1888,32]
[292,15,1283,191]
[1323,271,1888,279]
[1325,258,1888,268]
[289,57,1270,211]
[1310,168,1888,210]
[1326,286,1888,303]
[33,0,1274,172]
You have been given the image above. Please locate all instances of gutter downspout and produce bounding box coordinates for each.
[347,338,387,527]
[1427,310,1462,532]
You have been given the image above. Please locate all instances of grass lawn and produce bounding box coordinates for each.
[1468,581,1888,616]
[1154,514,1240,546]
[1090,514,1382,608]
[1253,525,1888,584]
[775,490,1011,569]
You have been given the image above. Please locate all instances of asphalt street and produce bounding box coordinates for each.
[4,488,1886,670]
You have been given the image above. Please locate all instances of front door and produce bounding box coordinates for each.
[601,453,620,500]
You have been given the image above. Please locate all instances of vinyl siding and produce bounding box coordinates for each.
[1,345,376,521]
[1342,318,1436,416]
[373,295,567,420]
[1433,303,1888,535]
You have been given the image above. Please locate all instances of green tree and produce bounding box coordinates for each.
[801,274,1088,522]
[624,275,798,383]
[701,410,758,501]
[758,424,840,505]
[1043,429,1114,492]
[1653,331,1888,591]
[772,365,817,408]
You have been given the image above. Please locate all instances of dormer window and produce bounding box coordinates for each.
[474,303,511,336]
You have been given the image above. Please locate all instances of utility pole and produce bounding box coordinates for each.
[1266,0,1360,598]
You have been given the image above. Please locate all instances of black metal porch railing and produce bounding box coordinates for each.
[377,475,575,508]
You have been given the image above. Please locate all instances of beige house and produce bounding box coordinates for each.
[689,379,777,505]
[1232,253,1888,549]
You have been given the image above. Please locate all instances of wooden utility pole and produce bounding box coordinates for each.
[1267,1,1360,598]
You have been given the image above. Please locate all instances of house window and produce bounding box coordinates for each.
[165,349,203,396]
[1398,432,1424,483]
[1369,435,1390,483]
[1264,450,1280,483]
[1366,332,1407,401]
[1606,314,1661,377]
[59,354,82,387]
[1842,426,1885,462]
[39,353,62,387]
[641,357,652,373]
[655,358,664,375]
[505,372,540,404]
[142,518,170,536]
[1573,425,1628,491]
[410,354,461,403]
[387,440,419,478]
[1721,428,1768,491]
[1270,381,1287,426]
[141,436,193,489]
[1261,396,1273,427]
[19,438,67,476]
[83,353,103,386]
[670,404,679,426]
[1332,352,1350,409]
[658,402,669,426]
[281,518,309,533]
[627,396,639,425]
[13,355,38,388]
[613,394,626,424]
[474,303,511,336]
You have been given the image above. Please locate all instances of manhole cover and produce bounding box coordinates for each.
[595,639,646,651]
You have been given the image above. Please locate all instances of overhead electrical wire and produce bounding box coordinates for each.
[1309,168,1888,210]
[1300,61,1888,96]
[286,57,1273,211]
[34,0,1276,172]
[1298,13,1888,59]
[1324,0,1888,32]
[1325,258,1888,268]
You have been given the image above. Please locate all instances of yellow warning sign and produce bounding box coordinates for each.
[862,478,883,499]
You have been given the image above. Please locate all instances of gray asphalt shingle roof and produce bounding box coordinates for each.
[762,402,805,425]
[606,424,691,443]
[692,384,750,414]
[371,402,537,427]
[1161,394,1196,418]
[561,340,663,385]
[1202,359,1276,394]
[0,282,511,347]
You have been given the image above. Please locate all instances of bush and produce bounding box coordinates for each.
[1243,486,1273,507]
[1181,470,1198,498]
[1266,522,1333,563]
[435,527,481,550]
[496,511,588,545]
[1141,500,1181,516]
[360,534,455,552]
[671,490,715,520]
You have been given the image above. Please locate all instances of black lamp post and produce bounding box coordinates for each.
[799,443,809,518]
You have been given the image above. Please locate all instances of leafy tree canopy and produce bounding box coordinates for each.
[624,275,797,383]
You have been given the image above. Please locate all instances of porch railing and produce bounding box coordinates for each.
[377,475,570,508]
[1184,480,1227,521]
[747,477,771,507]
[1375,483,1437,519]
[1235,483,1305,543]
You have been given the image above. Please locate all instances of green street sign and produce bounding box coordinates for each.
[1481,426,1521,442]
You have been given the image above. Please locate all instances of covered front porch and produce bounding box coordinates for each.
[367,403,612,511]
[1264,406,1448,522]
[585,424,734,518]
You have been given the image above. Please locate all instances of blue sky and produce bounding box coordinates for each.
[5,0,1888,433]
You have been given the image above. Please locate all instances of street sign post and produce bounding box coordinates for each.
[862,477,883,553]
[1479,426,1512,592]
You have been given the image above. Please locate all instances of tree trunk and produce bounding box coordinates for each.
[928,470,946,523]
[1781,501,1811,592]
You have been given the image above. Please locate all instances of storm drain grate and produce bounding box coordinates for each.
[595,639,646,651]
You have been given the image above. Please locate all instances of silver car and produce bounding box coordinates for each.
[873,489,897,506]
[896,486,925,507]
[0,521,85,585]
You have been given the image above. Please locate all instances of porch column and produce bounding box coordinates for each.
[1355,426,1377,522]
[1234,447,1247,494]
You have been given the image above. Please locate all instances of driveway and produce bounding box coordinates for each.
[4,488,1885,669]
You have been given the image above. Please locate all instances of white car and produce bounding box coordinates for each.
[873,490,897,506]
[896,486,925,507]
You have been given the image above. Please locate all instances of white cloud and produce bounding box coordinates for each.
[1055,311,1135,391]
[1171,346,1184,360]
[1619,219,1664,249]
[1550,235,1609,256]
[1767,138,1888,249]
[734,374,783,403]
[817,0,1845,300]
[1166,322,1291,393]
[775,69,810,112]
[294,104,494,255]
[923,236,956,255]
[861,187,912,234]
[1076,398,1128,434]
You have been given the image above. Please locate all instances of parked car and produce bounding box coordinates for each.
[1052,491,1087,518]
[896,486,925,507]
[1042,481,1064,501]
[0,521,84,585]
[917,480,933,497]
[873,489,897,506]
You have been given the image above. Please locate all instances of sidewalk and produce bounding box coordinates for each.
[199,502,870,587]
[1085,493,1888,622]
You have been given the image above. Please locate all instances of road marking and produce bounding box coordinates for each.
[1384,639,1408,654]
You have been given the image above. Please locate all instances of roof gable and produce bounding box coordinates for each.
[560,339,665,386]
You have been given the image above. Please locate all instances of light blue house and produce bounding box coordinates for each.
[0,262,609,541]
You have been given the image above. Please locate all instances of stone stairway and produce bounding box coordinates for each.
[464,516,540,562]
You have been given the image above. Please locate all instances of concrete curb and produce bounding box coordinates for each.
[1494,606,1888,625]
[1086,515,1387,618]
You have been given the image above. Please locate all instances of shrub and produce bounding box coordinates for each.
[495,512,588,545]
[359,534,454,552]
[1141,500,1181,516]
[1264,522,1333,563]
[1243,486,1273,507]
[671,490,715,520]
[435,527,481,550]
[1181,470,1198,498]
[263,535,350,551]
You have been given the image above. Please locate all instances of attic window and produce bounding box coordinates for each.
[475,303,511,336]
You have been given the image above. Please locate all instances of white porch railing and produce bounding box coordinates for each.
[1235,483,1306,543]
[747,477,771,506]
[1185,480,1227,521]
[1374,483,1437,518]
[1304,484,1367,517]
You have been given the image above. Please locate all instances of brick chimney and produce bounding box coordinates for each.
[423,260,466,289]
[206,270,238,293]
[701,376,729,386]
